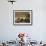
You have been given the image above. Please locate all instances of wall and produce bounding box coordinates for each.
[0,0,46,42]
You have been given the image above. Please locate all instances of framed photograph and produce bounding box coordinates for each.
[13,10,32,25]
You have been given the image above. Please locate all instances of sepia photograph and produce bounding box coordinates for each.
[13,10,32,25]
